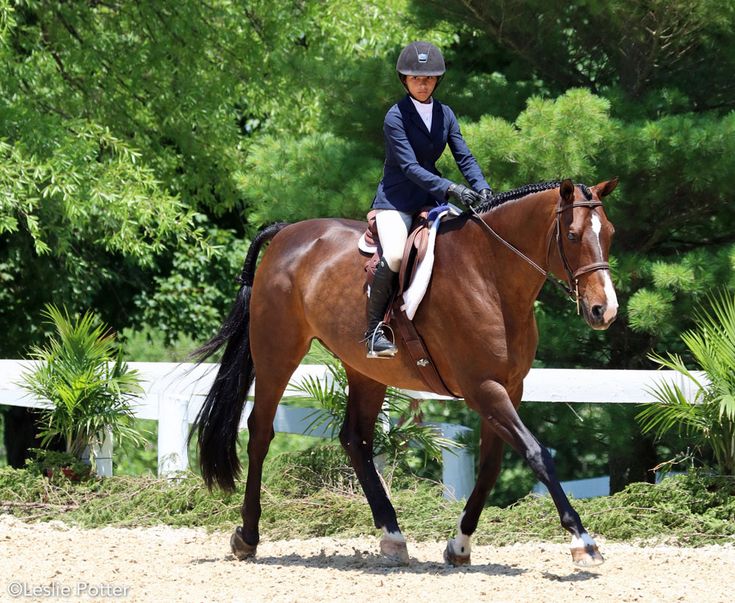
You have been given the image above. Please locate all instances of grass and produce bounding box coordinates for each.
[1,445,734,546]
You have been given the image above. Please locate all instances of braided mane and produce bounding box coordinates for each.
[475,181,592,213]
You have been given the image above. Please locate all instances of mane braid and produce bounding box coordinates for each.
[475,181,592,212]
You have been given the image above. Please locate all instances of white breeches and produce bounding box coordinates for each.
[374,209,413,272]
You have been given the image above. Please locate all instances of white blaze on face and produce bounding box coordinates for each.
[590,213,618,322]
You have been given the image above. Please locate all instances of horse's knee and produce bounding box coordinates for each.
[523,440,555,478]
[523,441,544,468]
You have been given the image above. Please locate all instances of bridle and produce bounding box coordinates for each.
[468,196,611,314]
[551,200,610,312]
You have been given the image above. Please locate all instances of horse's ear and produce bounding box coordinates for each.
[559,179,575,205]
[593,177,619,198]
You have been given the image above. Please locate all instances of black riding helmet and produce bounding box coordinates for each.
[396,41,445,94]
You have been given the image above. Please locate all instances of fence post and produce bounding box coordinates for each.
[434,423,474,501]
[157,396,190,477]
[94,428,113,477]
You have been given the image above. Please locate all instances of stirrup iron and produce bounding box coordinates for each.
[366,322,397,358]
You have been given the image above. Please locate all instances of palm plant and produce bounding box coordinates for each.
[637,292,735,475]
[292,359,459,466]
[21,305,145,468]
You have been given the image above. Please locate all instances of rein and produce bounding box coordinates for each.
[468,198,610,312]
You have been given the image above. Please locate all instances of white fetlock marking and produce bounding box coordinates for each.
[451,512,471,556]
[382,528,405,543]
[451,534,471,556]
[570,532,596,549]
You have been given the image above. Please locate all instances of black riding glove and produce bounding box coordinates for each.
[479,188,494,203]
[446,183,481,208]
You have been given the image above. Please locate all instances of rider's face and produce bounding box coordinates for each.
[405,75,437,102]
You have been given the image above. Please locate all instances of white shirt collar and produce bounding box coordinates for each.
[409,96,433,111]
[409,96,433,130]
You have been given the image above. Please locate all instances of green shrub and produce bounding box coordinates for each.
[265,444,360,498]
[638,291,735,474]
[20,305,146,468]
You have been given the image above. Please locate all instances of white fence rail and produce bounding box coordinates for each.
[0,360,701,500]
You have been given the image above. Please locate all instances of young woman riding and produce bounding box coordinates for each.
[365,41,494,358]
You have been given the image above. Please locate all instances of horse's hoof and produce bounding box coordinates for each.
[571,544,604,567]
[443,539,471,566]
[230,527,257,560]
[380,536,410,565]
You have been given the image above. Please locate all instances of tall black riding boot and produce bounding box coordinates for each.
[365,258,398,358]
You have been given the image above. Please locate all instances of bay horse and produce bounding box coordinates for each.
[194,178,619,567]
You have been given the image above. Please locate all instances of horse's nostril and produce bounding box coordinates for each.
[591,304,605,320]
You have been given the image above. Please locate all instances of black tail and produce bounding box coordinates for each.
[191,222,289,492]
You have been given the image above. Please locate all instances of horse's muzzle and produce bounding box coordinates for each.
[582,300,617,330]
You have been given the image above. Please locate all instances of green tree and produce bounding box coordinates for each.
[0,0,442,351]
[408,1,735,490]
[416,0,735,106]
[3,0,735,494]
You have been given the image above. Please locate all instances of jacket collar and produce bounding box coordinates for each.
[398,95,442,141]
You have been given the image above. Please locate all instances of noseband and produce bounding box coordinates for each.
[469,198,611,313]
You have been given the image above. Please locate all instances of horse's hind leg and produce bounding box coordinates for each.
[465,380,603,567]
[230,332,311,561]
[338,366,408,564]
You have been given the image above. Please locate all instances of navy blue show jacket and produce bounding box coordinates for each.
[372,95,490,213]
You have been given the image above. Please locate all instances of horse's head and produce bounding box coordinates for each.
[553,179,618,330]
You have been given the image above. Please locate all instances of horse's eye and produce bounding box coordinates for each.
[567,232,577,241]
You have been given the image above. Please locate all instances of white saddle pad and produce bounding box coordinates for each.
[400,206,460,320]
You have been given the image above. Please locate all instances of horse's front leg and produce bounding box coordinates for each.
[462,379,603,567]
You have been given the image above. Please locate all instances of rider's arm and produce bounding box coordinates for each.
[445,107,491,193]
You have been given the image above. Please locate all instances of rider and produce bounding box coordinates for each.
[365,41,494,358]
